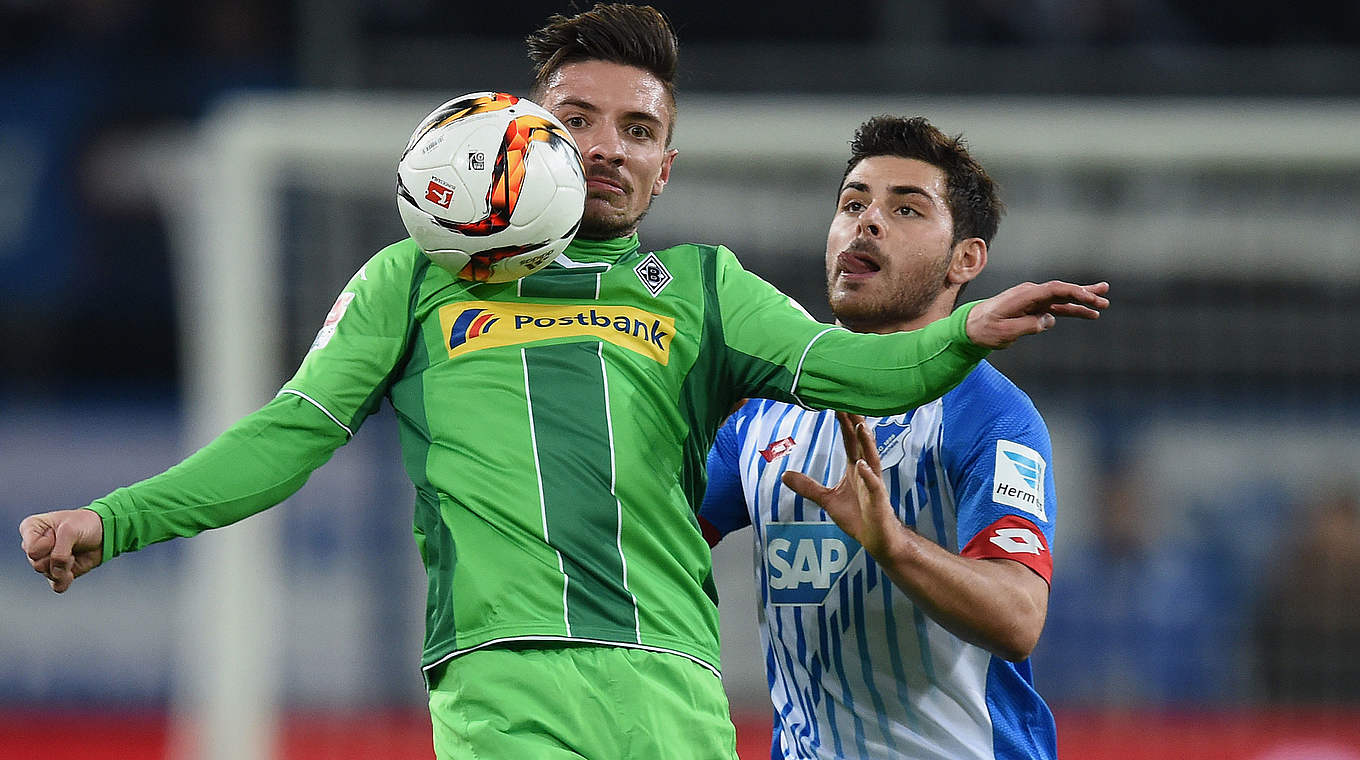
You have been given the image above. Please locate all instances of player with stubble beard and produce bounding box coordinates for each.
[702,116,1065,760]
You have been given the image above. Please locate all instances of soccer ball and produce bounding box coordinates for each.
[396,92,586,283]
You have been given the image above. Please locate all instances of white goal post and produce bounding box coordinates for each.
[149,91,1360,760]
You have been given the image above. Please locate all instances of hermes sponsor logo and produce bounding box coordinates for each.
[992,439,1047,521]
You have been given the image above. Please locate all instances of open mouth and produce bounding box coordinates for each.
[836,251,881,277]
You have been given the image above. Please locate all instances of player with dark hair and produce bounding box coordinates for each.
[20,6,1103,758]
[701,115,1060,759]
[526,3,680,111]
[525,3,681,240]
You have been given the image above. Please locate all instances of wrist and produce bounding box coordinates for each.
[952,300,991,356]
[870,516,918,569]
[82,503,113,564]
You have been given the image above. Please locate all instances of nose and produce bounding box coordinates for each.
[858,203,887,239]
[582,125,625,166]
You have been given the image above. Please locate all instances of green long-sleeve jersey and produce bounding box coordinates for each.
[87,234,989,677]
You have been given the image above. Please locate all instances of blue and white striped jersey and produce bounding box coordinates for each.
[701,361,1057,760]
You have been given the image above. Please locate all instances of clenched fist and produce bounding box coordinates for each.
[19,509,104,593]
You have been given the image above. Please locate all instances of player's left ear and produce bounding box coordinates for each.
[947,238,987,286]
[652,148,679,197]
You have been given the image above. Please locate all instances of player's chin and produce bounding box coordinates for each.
[577,208,637,240]
[583,195,627,221]
[828,279,870,307]
[585,189,629,208]
[828,294,873,325]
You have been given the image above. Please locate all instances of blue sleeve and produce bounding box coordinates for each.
[940,364,1057,552]
[699,408,752,540]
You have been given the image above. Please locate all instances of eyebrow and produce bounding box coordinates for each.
[840,181,939,203]
[555,97,598,113]
[554,98,666,128]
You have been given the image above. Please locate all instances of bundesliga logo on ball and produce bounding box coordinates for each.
[396,92,587,283]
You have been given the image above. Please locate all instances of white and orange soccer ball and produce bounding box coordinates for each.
[396,92,586,283]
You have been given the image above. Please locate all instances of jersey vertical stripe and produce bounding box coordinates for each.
[598,341,643,642]
[518,267,605,298]
[750,401,832,758]
[521,347,570,634]
[526,342,636,636]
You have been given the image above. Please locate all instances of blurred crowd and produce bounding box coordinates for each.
[1042,472,1360,705]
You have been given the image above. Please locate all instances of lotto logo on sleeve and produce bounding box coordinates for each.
[992,439,1047,522]
[961,514,1053,582]
[764,522,863,606]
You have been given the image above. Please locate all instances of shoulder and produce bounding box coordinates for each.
[647,242,746,270]
[361,238,430,284]
[641,243,774,310]
[718,397,762,441]
[714,397,799,448]
[322,239,431,315]
[642,241,728,278]
[941,362,1048,446]
[945,362,1040,418]
[650,241,724,258]
[372,237,425,265]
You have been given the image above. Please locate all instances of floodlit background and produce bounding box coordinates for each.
[3,2,1360,758]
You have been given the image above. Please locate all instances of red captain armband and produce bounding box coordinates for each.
[960,515,1053,584]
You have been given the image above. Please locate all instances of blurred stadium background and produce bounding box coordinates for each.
[4,1,1360,758]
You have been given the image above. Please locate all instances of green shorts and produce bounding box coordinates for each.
[427,643,738,760]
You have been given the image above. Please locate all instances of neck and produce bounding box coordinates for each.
[563,233,640,262]
[848,295,956,335]
[895,305,953,334]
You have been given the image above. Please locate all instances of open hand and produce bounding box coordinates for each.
[780,412,899,557]
[966,280,1109,349]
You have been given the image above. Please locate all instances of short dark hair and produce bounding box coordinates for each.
[843,116,1004,246]
[526,3,679,139]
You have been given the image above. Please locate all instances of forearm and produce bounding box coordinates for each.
[875,524,1048,661]
[87,394,349,563]
[793,301,990,414]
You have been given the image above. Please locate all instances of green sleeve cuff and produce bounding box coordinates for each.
[948,300,992,360]
[83,502,117,565]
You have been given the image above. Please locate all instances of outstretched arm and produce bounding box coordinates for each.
[965,280,1109,349]
[16,245,421,595]
[15,393,350,594]
[747,270,1110,416]
[782,412,1049,661]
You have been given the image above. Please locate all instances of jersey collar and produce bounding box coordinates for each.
[557,234,642,267]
